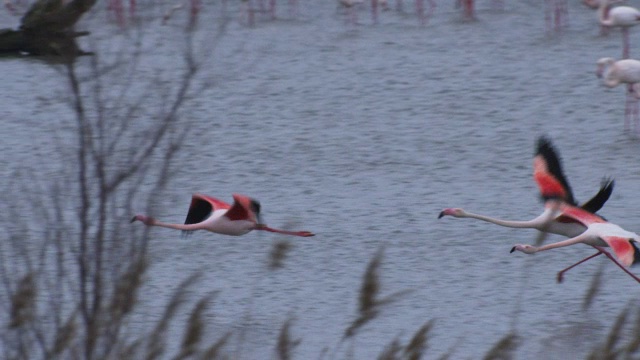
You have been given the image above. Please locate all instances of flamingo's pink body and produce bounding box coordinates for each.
[439,137,637,282]
[131,193,314,237]
[597,57,640,131]
[510,201,640,283]
[598,0,640,58]
[439,137,614,239]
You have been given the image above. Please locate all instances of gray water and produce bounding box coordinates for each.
[2,0,640,358]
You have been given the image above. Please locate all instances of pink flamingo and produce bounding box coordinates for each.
[416,0,436,26]
[598,0,640,59]
[596,57,640,132]
[510,201,640,283]
[584,0,603,9]
[439,137,614,238]
[545,0,569,33]
[131,193,315,237]
[583,0,608,35]
[440,137,618,282]
[339,0,363,25]
[457,0,474,20]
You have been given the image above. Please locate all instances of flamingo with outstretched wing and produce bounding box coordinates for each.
[131,193,314,237]
[510,201,640,283]
[439,137,614,238]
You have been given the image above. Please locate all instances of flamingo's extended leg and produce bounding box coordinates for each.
[557,251,603,283]
[593,245,640,283]
[622,27,630,59]
[625,85,634,131]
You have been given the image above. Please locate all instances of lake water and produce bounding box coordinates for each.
[2,0,640,358]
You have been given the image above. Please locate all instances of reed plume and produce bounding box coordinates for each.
[276,317,301,360]
[482,332,520,360]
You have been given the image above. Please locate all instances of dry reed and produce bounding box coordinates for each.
[269,240,293,271]
[276,317,301,360]
[9,272,36,329]
[482,332,520,360]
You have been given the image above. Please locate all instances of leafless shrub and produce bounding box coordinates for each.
[8,273,36,329]
[51,312,77,356]
[0,2,231,359]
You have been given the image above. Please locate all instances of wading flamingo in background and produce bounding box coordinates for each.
[545,0,569,33]
[439,137,614,238]
[584,0,603,9]
[598,0,640,59]
[596,57,640,132]
[510,201,640,283]
[338,0,364,25]
[131,193,315,237]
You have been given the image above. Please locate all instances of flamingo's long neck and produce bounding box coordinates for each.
[534,232,592,252]
[458,211,550,230]
[151,220,205,231]
[598,0,613,26]
[255,225,314,237]
[597,58,619,87]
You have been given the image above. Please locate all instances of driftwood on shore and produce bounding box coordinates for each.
[0,0,96,57]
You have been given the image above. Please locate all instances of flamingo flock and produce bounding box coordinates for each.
[592,0,640,133]
[119,2,640,290]
[441,137,640,283]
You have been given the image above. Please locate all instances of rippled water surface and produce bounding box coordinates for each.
[3,0,640,358]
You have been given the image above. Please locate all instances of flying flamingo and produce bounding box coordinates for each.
[598,0,640,59]
[439,137,614,238]
[510,201,640,283]
[439,137,618,281]
[596,57,640,132]
[131,193,315,237]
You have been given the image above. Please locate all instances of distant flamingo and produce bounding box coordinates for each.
[370,0,388,24]
[545,0,569,32]
[455,0,474,20]
[416,0,436,26]
[583,0,603,9]
[339,0,363,24]
[510,201,640,283]
[439,137,614,238]
[131,193,315,237]
[596,57,640,132]
[583,0,608,34]
[598,0,640,59]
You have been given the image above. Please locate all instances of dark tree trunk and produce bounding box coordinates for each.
[0,0,97,58]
